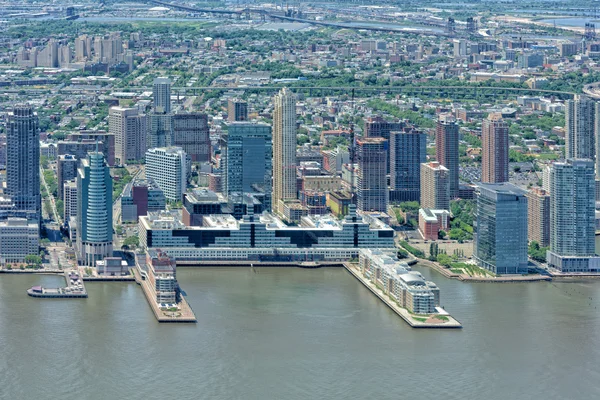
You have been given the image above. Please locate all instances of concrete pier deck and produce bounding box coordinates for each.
[133,268,196,323]
[343,263,462,329]
[27,270,88,298]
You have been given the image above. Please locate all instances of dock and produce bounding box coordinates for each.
[343,263,462,329]
[27,270,88,298]
[133,268,196,323]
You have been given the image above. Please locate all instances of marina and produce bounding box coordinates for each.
[27,270,87,298]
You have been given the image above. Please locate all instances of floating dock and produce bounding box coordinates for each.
[27,270,88,298]
[343,263,462,329]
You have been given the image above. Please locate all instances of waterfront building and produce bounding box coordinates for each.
[418,209,450,241]
[63,180,78,224]
[76,152,113,266]
[272,88,298,216]
[172,113,210,162]
[57,154,78,199]
[227,98,248,122]
[153,77,171,114]
[96,257,128,276]
[565,95,595,161]
[138,205,395,262]
[6,104,40,217]
[357,137,388,213]
[420,162,450,211]
[120,178,166,223]
[436,114,459,198]
[0,218,39,265]
[547,159,600,272]
[140,249,178,304]
[221,123,272,211]
[389,128,426,203]
[526,188,550,247]
[481,113,509,183]
[110,107,147,165]
[359,249,440,314]
[474,183,528,274]
[145,147,188,202]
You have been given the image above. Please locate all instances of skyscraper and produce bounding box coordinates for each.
[389,129,426,202]
[436,114,459,198]
[566,94,594,161]
[474,183,528,274]
[357,137,388,213]
[222,123,272,211]
[172,113,210,162]
[420,162,450,211]
[145,147,188,202]
[481,113,509,184]
[76,152,113,266]
[228,99,248,122]
[153,77,171,114]
[364,116,404,174]
[272,88,298,215]
[110,107,147,165]
[547,159,600,272]
[526,188,550,247]
[6,104,40,217]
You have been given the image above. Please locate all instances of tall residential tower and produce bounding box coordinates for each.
[481,113,509,184]
[272,88,298,215]
[436,114,459,198]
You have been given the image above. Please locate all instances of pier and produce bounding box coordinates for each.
[133,268,196,323]
[343,263,462,329]
[27,270,88,298]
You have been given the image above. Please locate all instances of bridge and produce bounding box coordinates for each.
[146,0,453,36]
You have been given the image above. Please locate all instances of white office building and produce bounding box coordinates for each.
[145,147,189,202]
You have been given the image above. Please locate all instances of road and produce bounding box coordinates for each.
[40,166,61,225]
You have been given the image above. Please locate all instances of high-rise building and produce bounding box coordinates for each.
[272,88,298,215]
[227,99,248,122]
[148,113,173,149]
[172,113,210,162]
[526,188,550,247]
[222,123,272,210]
[481,113,509,183]
[566,95,595,161]
[420,162,450,211]
[364,116,404,174]
[63,180,78,224]
[153,77,171,114]
[357,137,388,213]
[76,152,113,266]
[389,129,426,202]
[0,218,39,264]
[547,159,600,272]
[596,102,600,180]
[474,182,528,275]
[145,147,188,202]
[6,104,40,217]
[57,154,78,199]
[120,178,166,223]
[110,107,147,165]
[436,114,459,198]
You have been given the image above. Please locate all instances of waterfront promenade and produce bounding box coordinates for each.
[342,263,462,329]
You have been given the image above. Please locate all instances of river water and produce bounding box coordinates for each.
[1,267,600,399]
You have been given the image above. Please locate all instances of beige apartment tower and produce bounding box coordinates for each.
[272,88,298,215]
[110,107,147,165]
[526,188,550,247]
[420,162,450,210]
[481,113,509,183]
